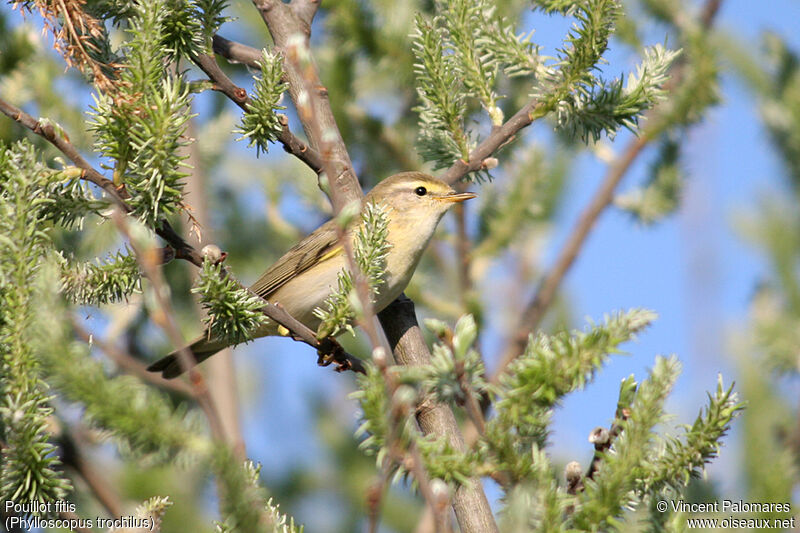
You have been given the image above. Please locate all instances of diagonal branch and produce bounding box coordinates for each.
[72,320,196,398]
[440,100,543,185]
[212,34,263,69]
[192,52,325,174]
[491,136,647,381]
[489,0,725,383]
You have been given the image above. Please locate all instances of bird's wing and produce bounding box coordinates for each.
[249,218,343,299]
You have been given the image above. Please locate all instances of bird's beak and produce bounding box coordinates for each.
[437,191,477,204]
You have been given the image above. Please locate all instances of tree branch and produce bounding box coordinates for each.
[378,296,499,533]
[289,0,320,32]
[440,100,542,185]
[59,426,125,518]
[192,52,325,174]
[491,136,647,381]
[253,0,362,204]
[0,96,126,207]
[212,34,263,69]
[251,3,498,531]
[113,210,228,444]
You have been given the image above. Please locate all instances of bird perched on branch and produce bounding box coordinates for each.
[148,172,476,378]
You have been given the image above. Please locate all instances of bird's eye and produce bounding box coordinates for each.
[414,186,427,196]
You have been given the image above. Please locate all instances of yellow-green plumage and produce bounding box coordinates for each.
[148,172,475,378]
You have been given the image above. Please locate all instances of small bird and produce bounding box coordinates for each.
[148,172,476,378]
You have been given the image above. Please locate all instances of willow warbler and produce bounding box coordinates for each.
[148,172,475,378]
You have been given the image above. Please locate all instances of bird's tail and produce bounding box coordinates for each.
[147,335,228,379]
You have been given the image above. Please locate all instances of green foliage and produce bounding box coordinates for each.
[351,364,393,464]
[88,0,193,226]
[644,376,743,492]
[496,309,656,410]
[573,356,681,529]
[0,0,753,530]
[482,310,655,483]
[544,0,620,94]
[440,1,500,122]
[214,456,303,533]
[37,320,204,464]
[236,50,288,155]
[412,13,470,169]
[757,33,800,187]
[638,0,720,134]
[192,258,268,347]
[412,0,541,172]
[475,145,568,256]
[314,202,391,338]
[160,0,205,61]
[40,166,108,229]
[616,137,683,223]
[557,44,680,142]
[196,0,230,51]
[351,311,742,529]
[60,250,142,306]
[419,315,490,405]
[0,141,71,508]
[531,0,583,14]
[533,1,680,142]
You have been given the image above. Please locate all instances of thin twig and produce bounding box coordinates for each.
[440,100,542,186]
[191,52,324,174]
[183,118,246,460]
[0,96,126,206]
[490,136,648,382]
[73,320,196,397]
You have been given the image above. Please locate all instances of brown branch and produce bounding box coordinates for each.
[491,136,648,381]
[586,406,629,482]
[289,0,320,32]
[254,0,362,203]
[252,3,497,531]
[212,34,263,69]
[378,297,499,533]
[0,96,127,207]
[183,119,246,460]
[440,100,542,186]
[0,95,206,267]
[283,35,386,355]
